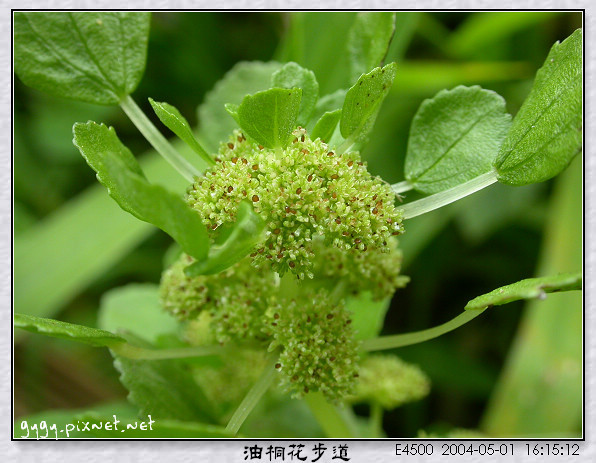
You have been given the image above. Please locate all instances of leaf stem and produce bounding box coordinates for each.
[392,180,414,194]
[361,308,486,352]
[303,392,354,438]
[225,351,279,435]
[400,170,498,219]
[369,402,383,437]
[111,342,225,360]
[120,95,200,182]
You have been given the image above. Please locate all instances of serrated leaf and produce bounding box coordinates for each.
[184,201,266,276]
[14,12,150,105]
[311,109,342,143]
[236,87,302,149]
[340,63,397,146]
[346,292,392,341]
[113,353,217,422]
[14,313,126,347]
[98,283,178,344]
[465,272,582,311]
[405,86,511,194]
[271,62,319,126]
[494,29,582,186]
[73,121,209,261]
[197,61,283,152]
[148,98,214,166]
[348,12,396,82]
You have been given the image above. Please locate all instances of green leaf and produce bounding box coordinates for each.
[340,63,397,146]
[311,109,342,143]
[348,12,396,82]
[98,283,179,343]
[494,29,582,186]
[14,313,126,347]
[465,273,581,311]
[405,86,511,194]
[197,61,283,152]
[236,87,302,149]
[113,353,217,422]
[184,201,266,276]
[346,292,392,341]
[14,12,150,105]
[148,98,214,166]
[271,62,319,126]
[73,121,209,261]
[74,414,236,438]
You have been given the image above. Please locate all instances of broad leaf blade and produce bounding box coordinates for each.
[98,283,179,343]
[348,12,396,82]
[465,273,582,311]
[73,121,209,261]
[14,12,150,105]
[14,313,126,347]
[113,353,217,422]
[184,201,266,276]
[271,62,319,126]
[346,292,392,341]
[340,63,397,145]
[236,88,302,149]
[405,86,511,194]
[311,109,342,143]
[197,61,283,152]
[148,98,214,165]
[494,29,582,186]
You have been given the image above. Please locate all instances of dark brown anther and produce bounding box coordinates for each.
[227,186,234,193]
[289,261,296,268]
[252,195,260,202]
[354,238,362,244]
[296,188,302,195]
[328,151,334,157]
[392,231,400,235]
[331,174,339,180]
[293,137,298,143]
[237,136,243,143]
[347,160,354,167]
[252,164,259,171]
[258,145,264,150]
[304,386,309,393]
[301,134,305,142]
[372,208,378,214]
[275,363,281,369]
[332,192,337,199]
[335,218,341,224]
[242,158,248,164]
[273,228,281,235]
[242,190,247,196]
[231,157,239,164]
[307,174,313,182]
[277,253,283,259]
[372,194,377,201]
[227,143,234,149]
[326,314,334,320]
[301,149,309,155]
[329,356,336,362]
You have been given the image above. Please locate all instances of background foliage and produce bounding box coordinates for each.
[14,11,582,437]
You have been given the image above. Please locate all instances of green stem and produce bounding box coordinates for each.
[303,392,354,438]
[120,95,200,182]
[337,136,355,155]
[111,342,225,360]
[225,351,279,435]
[401,171,498,219]
[392,180,414,194]
[369,402,384,437]
[361,308,486,352]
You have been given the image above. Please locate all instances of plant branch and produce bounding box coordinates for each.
[391,180,414,194]
[225,351,279,435]
[400,171,498,219]
[303,392,354,438]
[120,95,200,182]
[361,308,486,352]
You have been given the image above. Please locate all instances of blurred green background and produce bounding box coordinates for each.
[13,11,583,437]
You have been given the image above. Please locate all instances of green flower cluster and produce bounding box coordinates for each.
[264,289,360,401]
[311,236,409,301]
[350,354,430,409]
[160,254,276,344]
[186,128,404,280]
